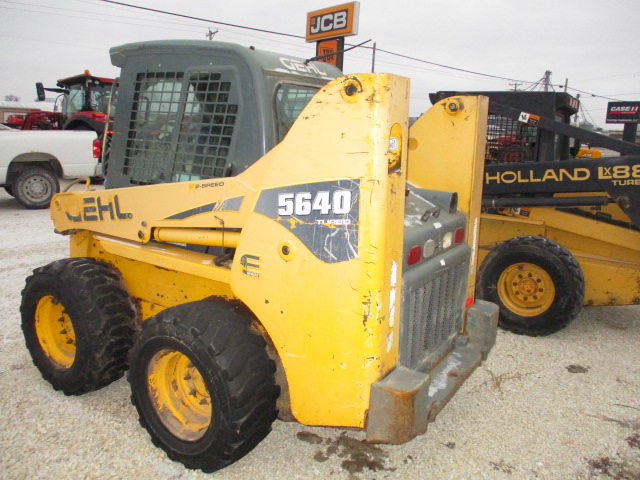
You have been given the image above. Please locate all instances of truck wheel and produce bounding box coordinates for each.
[128,299,279,472]
[13,167,59,209]
[477,236,585,336]
[21,258,136,394]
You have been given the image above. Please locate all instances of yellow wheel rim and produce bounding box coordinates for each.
[497,262,555,317]
[147,349,212,441]
[34,295,76,369]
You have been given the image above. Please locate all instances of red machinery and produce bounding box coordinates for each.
[30,70,114,132]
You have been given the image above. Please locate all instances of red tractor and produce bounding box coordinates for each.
[31,71,114,133]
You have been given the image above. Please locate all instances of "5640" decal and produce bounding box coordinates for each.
[254,179,360,263]
[278,190,352,216]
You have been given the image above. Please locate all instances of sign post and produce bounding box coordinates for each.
[306,2,360,69]
[606,101,639,144]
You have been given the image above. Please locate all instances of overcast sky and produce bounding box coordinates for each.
[0,0,638,129]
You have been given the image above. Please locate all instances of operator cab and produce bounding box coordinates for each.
[106,40,342,188]
[36,72,114,132]
[431,90,581,164]
[58,74,113,117]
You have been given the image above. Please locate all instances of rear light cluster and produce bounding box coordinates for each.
[92,138,102,159]
[407,226,465,266]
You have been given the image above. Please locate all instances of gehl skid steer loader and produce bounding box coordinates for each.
[20,41,498,472]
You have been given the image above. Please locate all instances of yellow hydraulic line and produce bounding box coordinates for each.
[153,228,240,248]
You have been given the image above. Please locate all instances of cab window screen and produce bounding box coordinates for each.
[174,72,237,182]
[123,71,238,185]
[275,85,318,142]
[485,114,537,164]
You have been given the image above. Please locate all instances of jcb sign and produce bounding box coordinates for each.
[306,2,360,42]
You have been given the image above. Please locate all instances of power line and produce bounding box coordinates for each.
[564,86,622,102]
[10,0,635,103]
[1,0,199,26]
[99,0,305,39]
[372,48,535,85]
[104,0,630,102]
[0,5,203,33]
[95,0,536,87]
[93,1,564,89]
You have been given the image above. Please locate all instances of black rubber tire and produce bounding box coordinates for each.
[128,299,279,473]
[477,236,585,336]
[13,166,59,209]
[21,258,136,394]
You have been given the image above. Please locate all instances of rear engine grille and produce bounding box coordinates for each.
[401,260,467,371]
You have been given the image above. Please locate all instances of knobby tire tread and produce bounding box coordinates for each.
[21,258,136,394]
[128,299,278,472]
[477,235,585,336]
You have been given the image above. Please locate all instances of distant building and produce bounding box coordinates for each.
[0,100,56,126]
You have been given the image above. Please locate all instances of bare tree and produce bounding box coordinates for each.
[4,94,20,102]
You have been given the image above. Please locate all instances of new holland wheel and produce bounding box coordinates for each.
[477,236,585,336]
[128,299,279,472]
[21,258,136,394]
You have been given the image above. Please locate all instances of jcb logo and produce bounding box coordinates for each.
[306,2,359,42]
[310,10,347,35]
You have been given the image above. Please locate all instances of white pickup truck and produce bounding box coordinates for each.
[0,130,101,209]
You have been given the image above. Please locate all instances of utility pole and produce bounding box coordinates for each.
[509,81,522,91]
[543,70,552,92]
[371,42,376,73]
[206,28,218,40]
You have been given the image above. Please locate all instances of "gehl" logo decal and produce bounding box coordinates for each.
[65,195,133,223]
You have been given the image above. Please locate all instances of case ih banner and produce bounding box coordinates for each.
[606,102,640,124]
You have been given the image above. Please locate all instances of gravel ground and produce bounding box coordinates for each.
[0,184,638,480]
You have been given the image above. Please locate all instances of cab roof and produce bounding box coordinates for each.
[109,39,342,82]
[56,73,114,88]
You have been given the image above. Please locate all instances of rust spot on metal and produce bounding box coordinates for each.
[362,291,373,327]
[153,264,175,273]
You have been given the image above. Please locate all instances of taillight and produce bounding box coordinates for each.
[93,138,101,159]
[454,227,465,244]
[407,245,422,265]
[465,297,474,308]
